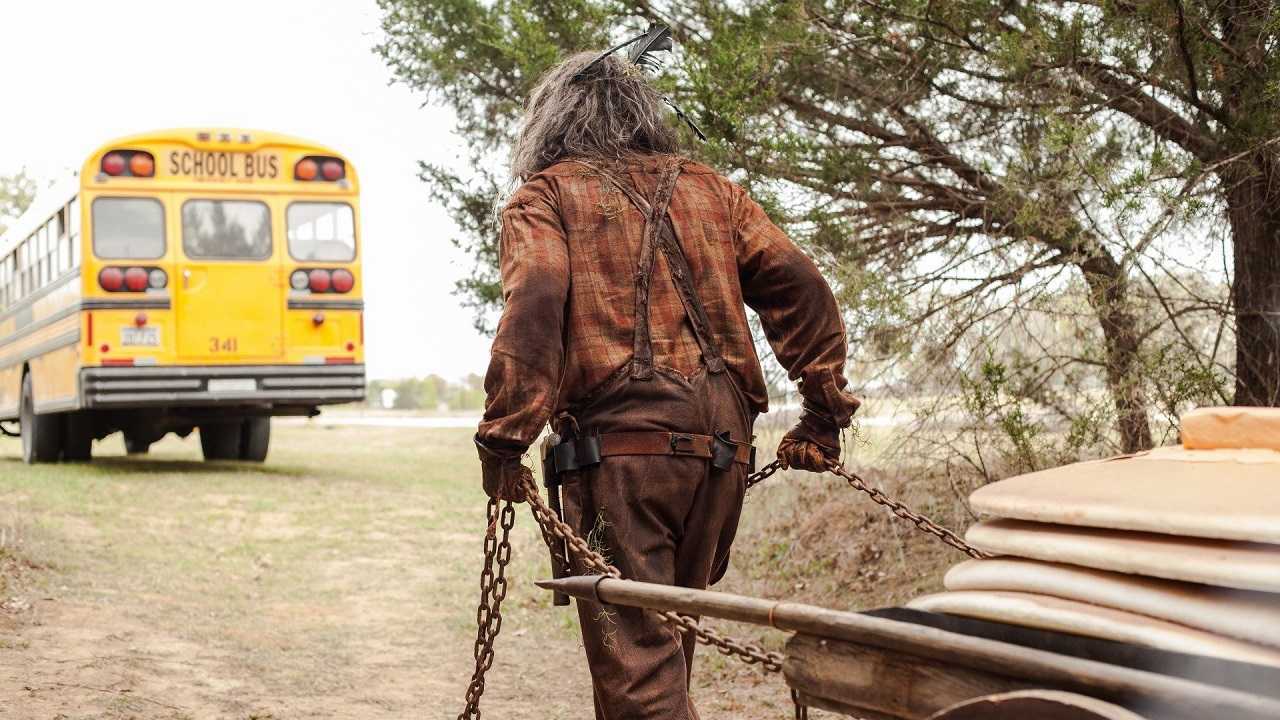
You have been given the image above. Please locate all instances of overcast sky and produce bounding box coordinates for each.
[0,0,493,381]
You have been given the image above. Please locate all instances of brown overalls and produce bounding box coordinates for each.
[558,161,752,720]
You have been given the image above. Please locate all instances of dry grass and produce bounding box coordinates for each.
[0,424,593,719]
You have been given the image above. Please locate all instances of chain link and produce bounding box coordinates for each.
[457,497,516,720]
[745,458,783,490]
[752,458,984,558]
[659,607,784,672]
[824,460,990,560]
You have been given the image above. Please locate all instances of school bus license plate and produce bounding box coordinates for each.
[121,327,161,347]
[208,378,257,393]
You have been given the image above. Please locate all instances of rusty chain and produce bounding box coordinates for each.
[459,451,983,716]
[659,603,784,672]
[752,457,985,558]
[823,460,990,560]
[457,497,516,720]
[744,457,783,490]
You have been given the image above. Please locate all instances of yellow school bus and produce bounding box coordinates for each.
[0,129,365,464]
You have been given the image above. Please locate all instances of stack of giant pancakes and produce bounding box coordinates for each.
[907,407,1280,667]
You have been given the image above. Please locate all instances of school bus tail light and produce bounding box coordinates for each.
[124,267,149,292]
[308,269,331,293]
[99,267,125,291]
[102,153,127,176]
[295,156,344,182]
[129,152,155,177]
[293,268,354,294]
[331,269,354,293]
[295,158,318,181]
[101,150,155,177]
[99,265,164,293]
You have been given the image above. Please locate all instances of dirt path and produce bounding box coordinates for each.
[0,424,794,719]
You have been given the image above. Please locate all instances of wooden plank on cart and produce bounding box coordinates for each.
[784,633,1035,719]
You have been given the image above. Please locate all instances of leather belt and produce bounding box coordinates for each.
[599,431,752,466]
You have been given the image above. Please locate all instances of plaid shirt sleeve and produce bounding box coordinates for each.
[475,186,570,458]
[731,183,861,427]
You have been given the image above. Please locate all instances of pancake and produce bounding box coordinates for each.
[965,519,1280,593]
[944,558,1280,648]
[968,446,1280,543]
[1181,407,1280,452]
[907,590,1280,668]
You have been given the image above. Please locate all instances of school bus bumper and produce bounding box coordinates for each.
[80,364,365,409]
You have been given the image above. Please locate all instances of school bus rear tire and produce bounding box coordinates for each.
[239,417,270,462]
[19,373,62,464]
[62,412,93,462]
[199,422,242,461]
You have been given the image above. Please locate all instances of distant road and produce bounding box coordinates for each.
[278,414,483,429]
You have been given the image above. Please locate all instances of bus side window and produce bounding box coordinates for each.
[48,217,57,283]
[0,254,9,310]
[52,210,62,277]
[28,231,36,293]
[18,238,28,298]
[42,221,52,287]
[59,207,71,274]
[35,225,45,290]
[69,197,81,270]
[40,221,51,287]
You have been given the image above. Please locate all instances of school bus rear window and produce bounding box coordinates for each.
[92,197,165,259]
[182,199,272,260]
[287,202,355,262]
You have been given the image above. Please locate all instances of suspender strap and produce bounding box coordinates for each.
[653,216,727,373]
[631,166,680,377]
[569,158,727,377]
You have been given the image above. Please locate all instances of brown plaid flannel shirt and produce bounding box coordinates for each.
[477,154,859,457]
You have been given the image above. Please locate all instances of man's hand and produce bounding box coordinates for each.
[776,409,841,473]
[482,460,532,503]
[475,434,530,503]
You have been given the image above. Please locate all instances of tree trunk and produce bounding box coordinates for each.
[1225,174,1280,407]
[1079,255,1155,453]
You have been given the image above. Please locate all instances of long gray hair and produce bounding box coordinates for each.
[509,51,680,181]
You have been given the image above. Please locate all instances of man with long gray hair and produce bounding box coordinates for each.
[475,37,860,719]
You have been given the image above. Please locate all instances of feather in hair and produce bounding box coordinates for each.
[572,29,648,82]
[627,23,672,72]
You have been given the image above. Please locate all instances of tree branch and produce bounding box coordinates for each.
[1073,61,1222,163]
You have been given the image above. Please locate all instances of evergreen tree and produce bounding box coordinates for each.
[0,171,37,236]
[377,1,1279,451]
